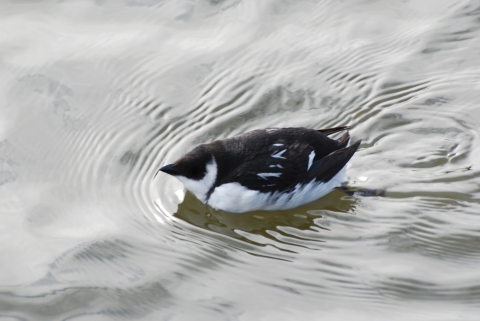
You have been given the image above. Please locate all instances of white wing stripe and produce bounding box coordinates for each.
[271,149,287,159]
[307,151,316,171]
[257,172,282,180]
[269,164,283,168]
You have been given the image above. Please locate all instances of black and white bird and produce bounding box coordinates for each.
[158,126,361,213]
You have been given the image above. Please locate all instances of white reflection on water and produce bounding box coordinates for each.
[2,0,480,320]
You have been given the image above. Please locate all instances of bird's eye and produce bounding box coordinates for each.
[189,166,203,179]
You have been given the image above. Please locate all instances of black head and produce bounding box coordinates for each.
[158,145,212,181]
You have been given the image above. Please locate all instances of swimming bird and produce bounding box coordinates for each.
[158,126,361,213]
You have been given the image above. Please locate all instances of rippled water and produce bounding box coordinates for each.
[2,0,480,320]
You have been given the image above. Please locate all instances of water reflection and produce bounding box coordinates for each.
[3,0,480,319]
[175,188,358,248]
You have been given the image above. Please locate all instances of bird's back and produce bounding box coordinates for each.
[207,127,354,194]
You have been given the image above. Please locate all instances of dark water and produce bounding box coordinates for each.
[2,0,480,320]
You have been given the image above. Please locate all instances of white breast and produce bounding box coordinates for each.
[208,166,347,213]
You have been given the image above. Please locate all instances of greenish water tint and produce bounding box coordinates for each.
[2,0,480,320]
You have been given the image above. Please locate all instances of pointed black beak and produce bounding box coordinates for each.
[157,163,179,177]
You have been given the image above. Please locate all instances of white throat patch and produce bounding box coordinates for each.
[176,157,218,203]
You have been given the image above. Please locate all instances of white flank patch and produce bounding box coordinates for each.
[257,172,282,180]
[271,149,287,159]
[176,157,217,203]
[269,164,283,168]
[208,166,347,213]
[307,151,316,171]
[272,143,284,147]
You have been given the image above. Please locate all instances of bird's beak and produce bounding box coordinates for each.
[156,163,179,177]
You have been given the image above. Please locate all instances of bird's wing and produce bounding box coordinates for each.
[225,140,315,193]
[225,139,361,193]
[307,140,361,182]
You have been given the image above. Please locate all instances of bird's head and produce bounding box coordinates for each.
[158,145,218,202]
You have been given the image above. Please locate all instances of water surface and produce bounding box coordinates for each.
[1,0,480,320]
